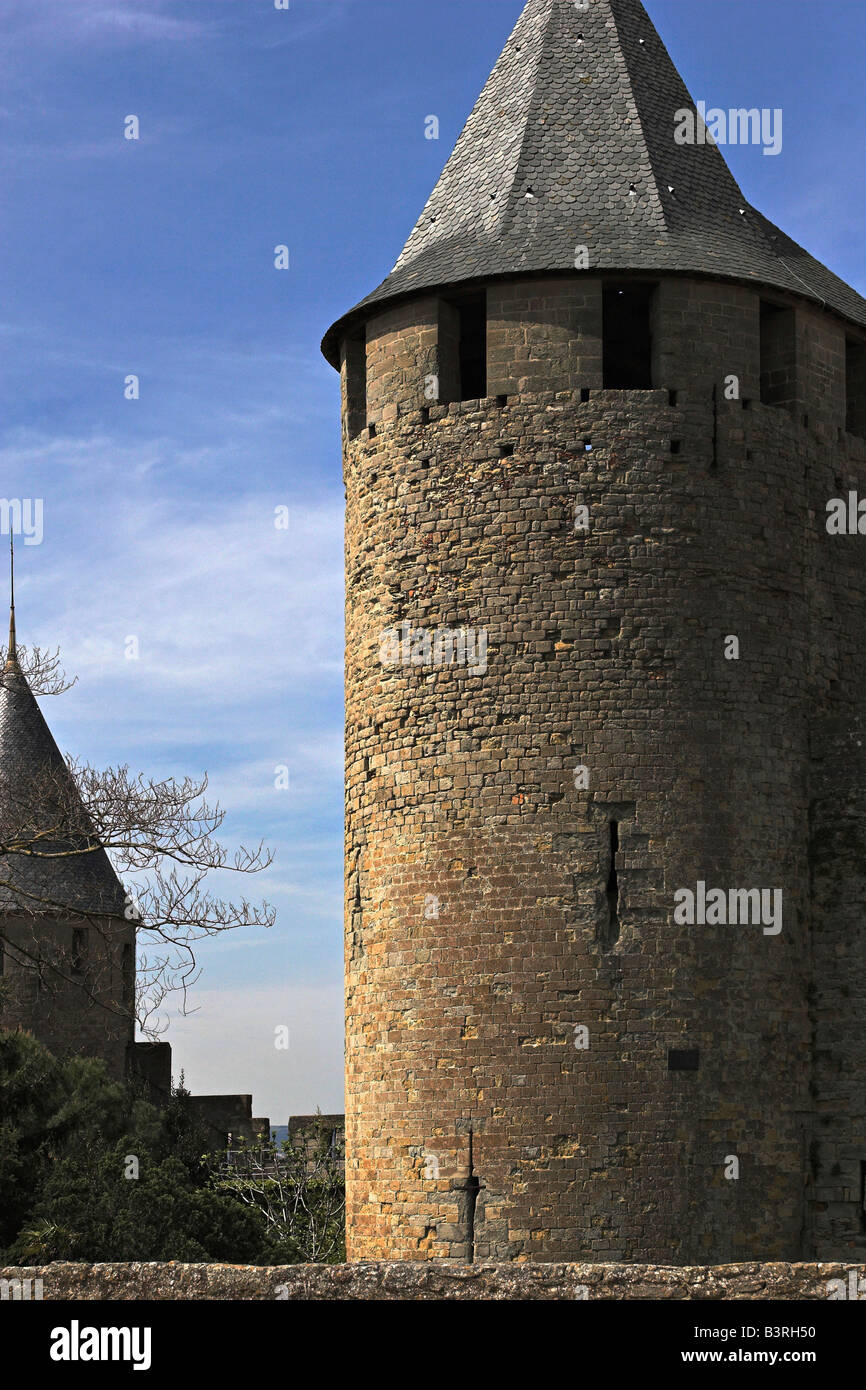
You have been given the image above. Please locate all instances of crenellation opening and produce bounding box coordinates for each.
[343,329,366,442]
[344,332,367,442]
[603,282,655,388]
[846,337,866,438]
[759,300,796,410]
[442,291,487,402]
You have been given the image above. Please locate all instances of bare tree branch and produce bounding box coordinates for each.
[0,644,77,696]
[0,676,275,1040]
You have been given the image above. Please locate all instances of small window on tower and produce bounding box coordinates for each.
[71,928,88,974]
[846,337,866,438]
[603,283,655,389]
[122,942,134,1008]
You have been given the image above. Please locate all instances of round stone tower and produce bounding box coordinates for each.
[323,0,866,1263]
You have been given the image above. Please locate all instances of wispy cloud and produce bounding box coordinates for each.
[0,433,345,1025]
[0,0,220,49]
[1,474,344,725]
[0,118,200,164]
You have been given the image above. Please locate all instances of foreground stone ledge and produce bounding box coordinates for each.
[2,1262,863,1301]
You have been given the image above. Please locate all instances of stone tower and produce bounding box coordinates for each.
[322,0,866,1263]
[0,592,135,1081]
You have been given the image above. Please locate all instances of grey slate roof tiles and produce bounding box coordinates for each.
[0,665,127,917]
[322,0,865,365]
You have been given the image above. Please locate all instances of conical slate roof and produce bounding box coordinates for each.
[0,662,127,918]
[322,0,865,365]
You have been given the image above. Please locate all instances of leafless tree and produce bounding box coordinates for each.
[5,643,77,697]
[0,644,275,1038]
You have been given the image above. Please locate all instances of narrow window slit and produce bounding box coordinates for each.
[600,819,620,949]
[465,1126,481,1263]
[71,928,88,975]
[451,1125,482,1262]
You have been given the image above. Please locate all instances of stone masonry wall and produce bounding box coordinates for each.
[0,914,134,1081]
[806,347,866,1260]
[487,277,603,396]
[362,296,460,428]
[847,338,866,438]
[341,273,866,1266]
[2,1260,864,1300]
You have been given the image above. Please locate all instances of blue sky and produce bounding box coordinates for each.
[0,0,862,1120]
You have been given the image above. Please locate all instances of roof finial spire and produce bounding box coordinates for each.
[6,531,18,672]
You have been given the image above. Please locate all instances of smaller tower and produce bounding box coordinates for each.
[0,546,135,1079]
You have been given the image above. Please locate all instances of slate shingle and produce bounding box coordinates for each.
[322,0,865,366]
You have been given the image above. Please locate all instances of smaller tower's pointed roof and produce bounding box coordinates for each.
[0,629,126,921]
[322,0,865,364]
